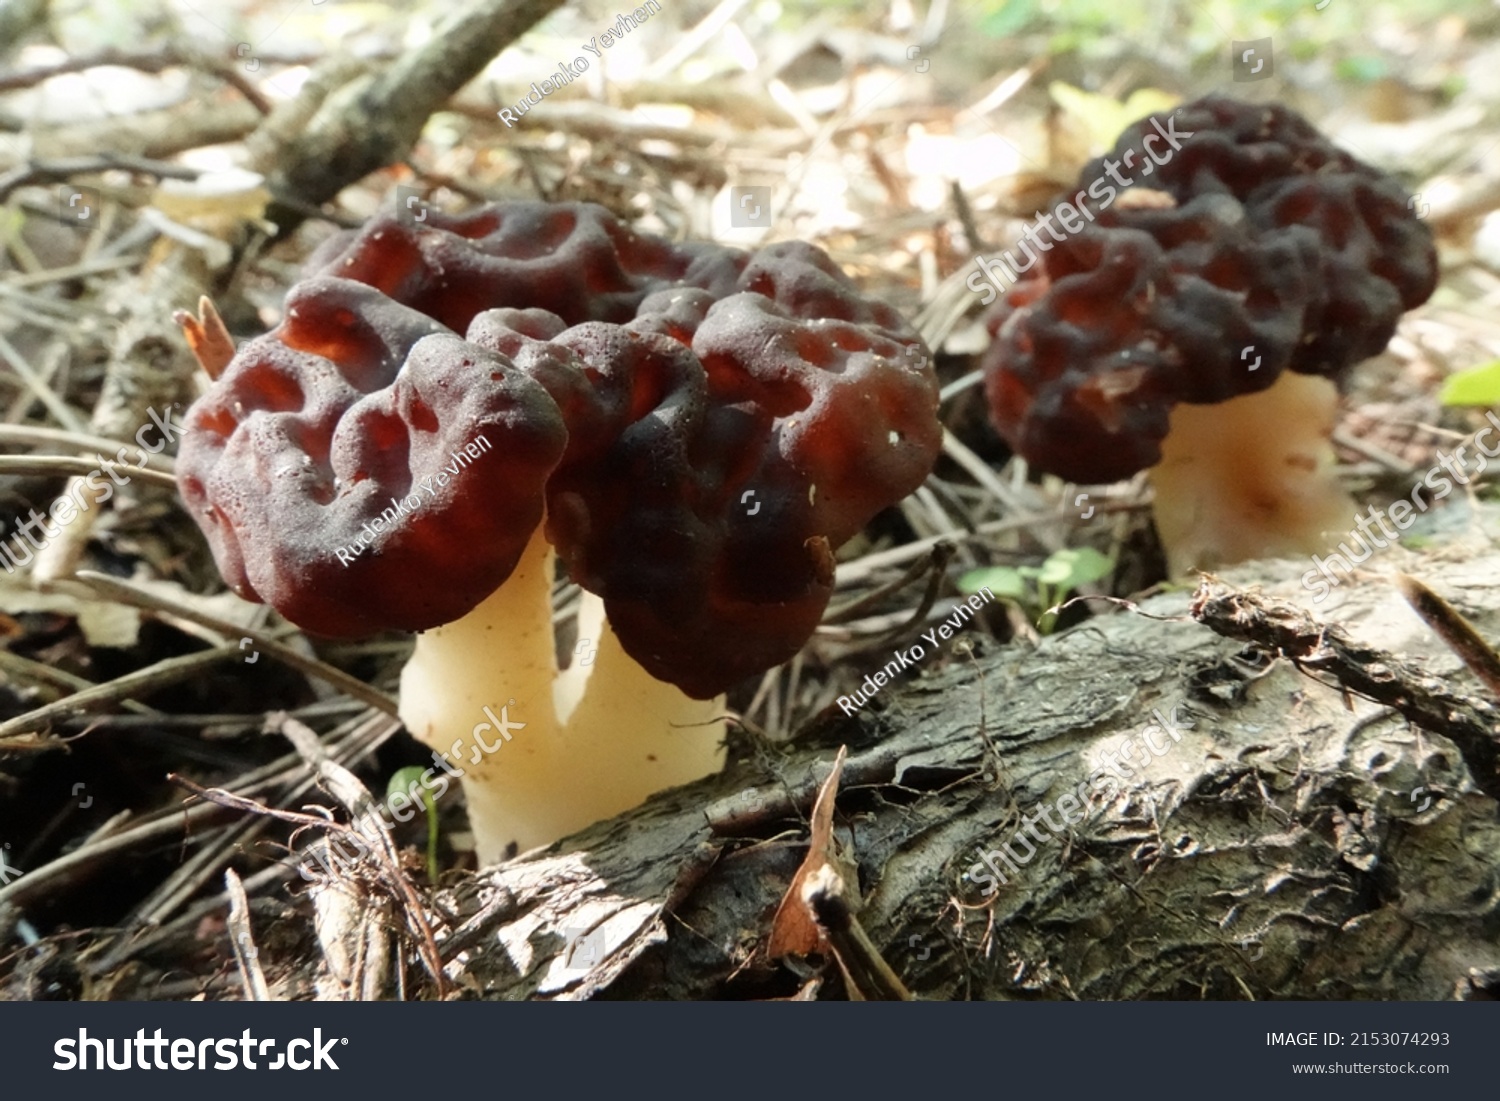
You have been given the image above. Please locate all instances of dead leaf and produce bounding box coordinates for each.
[173,296,235,379]
[767,745,850,959]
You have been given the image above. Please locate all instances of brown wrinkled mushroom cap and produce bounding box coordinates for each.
[178,202,941,698]
[980,94,1438,485]
[177,276,567,635]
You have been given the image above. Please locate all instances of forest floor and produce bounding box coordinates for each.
[1,0,1498,999]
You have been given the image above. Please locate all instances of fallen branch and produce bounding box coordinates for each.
[252,0,568,231]
[1190,577,1500,801]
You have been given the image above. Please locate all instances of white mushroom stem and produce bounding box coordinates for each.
[1149,370,1354,575]
[397,525,726,864]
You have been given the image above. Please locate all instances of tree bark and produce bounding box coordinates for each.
[421,545,1500,1000]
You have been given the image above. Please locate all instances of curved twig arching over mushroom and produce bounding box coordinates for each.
[177,202,942,862]
[979,95,1438,574]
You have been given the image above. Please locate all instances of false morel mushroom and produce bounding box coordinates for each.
[978,94,1438,573]
[178,202,941,861]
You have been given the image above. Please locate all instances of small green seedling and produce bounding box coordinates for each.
[388,766,439,883]
[959,546,1114,634]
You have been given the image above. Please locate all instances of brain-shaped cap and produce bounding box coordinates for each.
[979,94,1438,484]
[179,202,941,697]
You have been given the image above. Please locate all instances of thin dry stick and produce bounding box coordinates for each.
[0,425,177,474]
[0,330,86,432]
[275,715,448,997]
[803,865,913,1001]
[868,542,955,646]
[74,571,400,717]
[0,711,393,913]
[940,428,1064,552]
[0,649,160,717]
[824,541,954,624]
[118,861,294,977]
[171,776,370,846]
[89,714,399,973]
[136,817,274,930]
[1331,427,1419,478]
[225,867,271,1001]
[5,255,142,288]
[1396,574,1500,700]
[0,644,243,739]
[834,513,1033,587]
[948,178,986,254]
[0,453,178,489]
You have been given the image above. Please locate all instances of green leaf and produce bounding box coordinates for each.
[1048,82,1178,152]
[1035,546,1114,591]
[388,766,432,811]
[1334,55,1387,82]
[959,566,1028,600]
[979,0,1040,38]
[1439,360,1500,407]
[1119,88,1182,128]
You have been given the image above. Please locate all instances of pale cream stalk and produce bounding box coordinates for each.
[1149,371,1352,575]
[398,525,726,863]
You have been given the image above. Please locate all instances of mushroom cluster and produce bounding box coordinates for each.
[979,94,1438,573]
[177,202,941,861]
